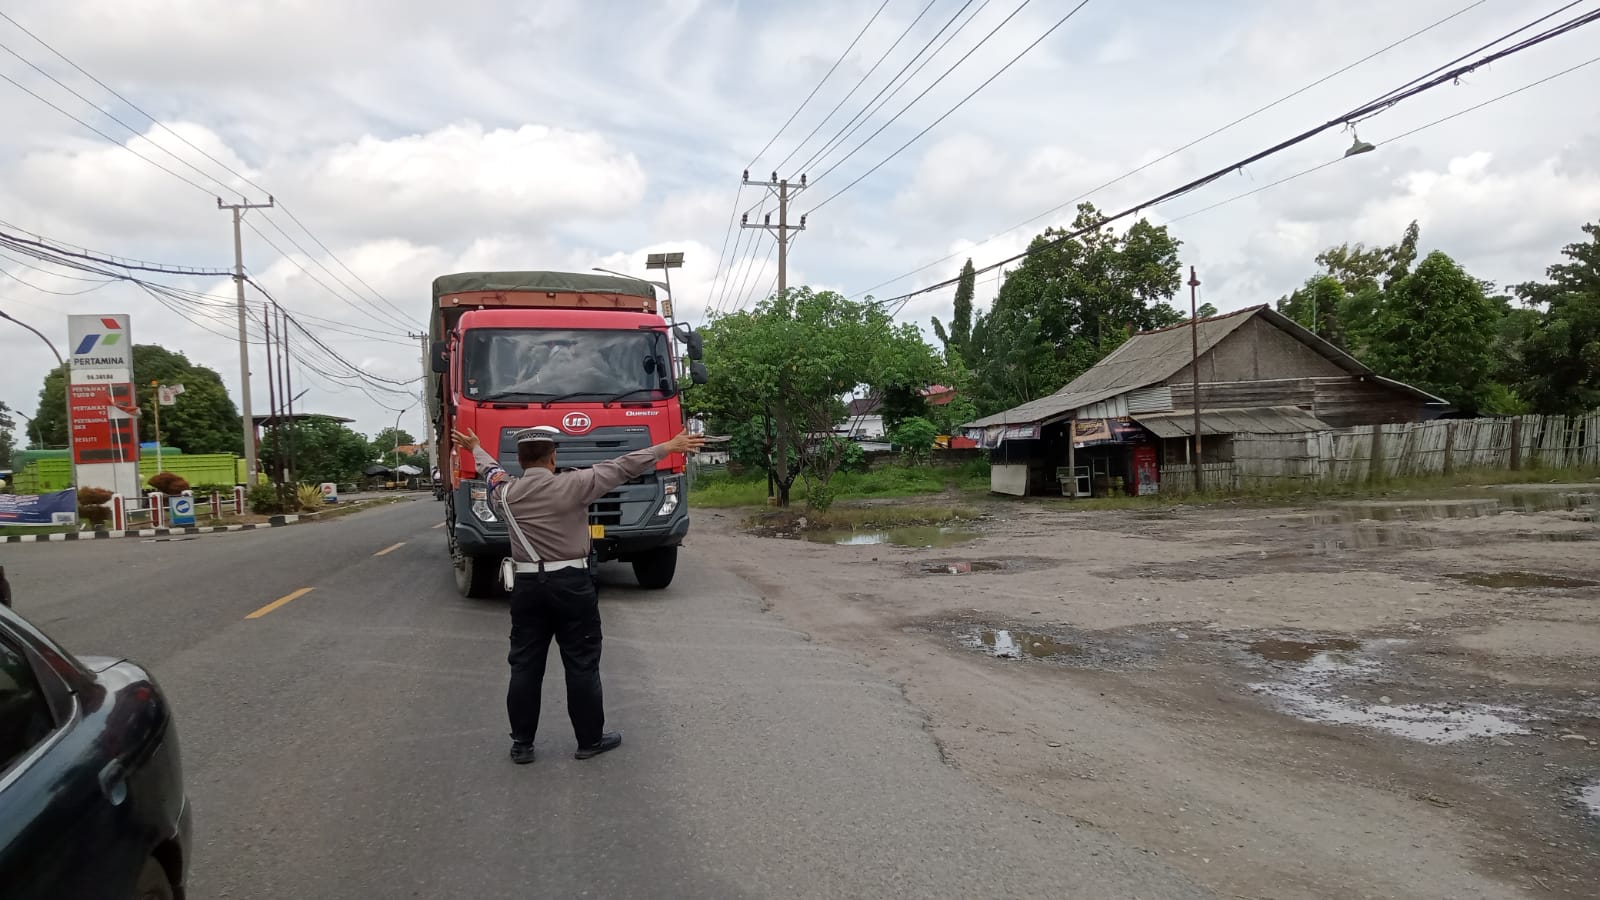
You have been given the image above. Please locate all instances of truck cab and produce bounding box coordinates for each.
[428,272,705,597]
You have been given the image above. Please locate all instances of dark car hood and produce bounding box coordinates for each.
[77,655,129,674]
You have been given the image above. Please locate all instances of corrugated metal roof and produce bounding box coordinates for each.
[962,305,1426,429]
[1132,406,1331,438]
[966,307,1263,427]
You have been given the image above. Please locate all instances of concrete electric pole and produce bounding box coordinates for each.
[218,196,274,486]
[407,331,439,476]
[740,171,807,298]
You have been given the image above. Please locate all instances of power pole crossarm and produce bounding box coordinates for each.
[218,195,274,486]
[740,173,808,300]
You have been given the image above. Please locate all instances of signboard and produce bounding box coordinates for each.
[69,382,141,465]
[0,489,78,526]
[158,383,185,406]
[168,494,196,527]
[68,315,133,385]
[320,482,338,504]
[1073,417,1145,449]
[1133,444,1160,496]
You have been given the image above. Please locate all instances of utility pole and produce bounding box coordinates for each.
[262,304,282,493]
[280,306,297,486]
[1188,265,1203,493]
[407,331,438,477]
[218,196,274,486]
[740,171,807,299]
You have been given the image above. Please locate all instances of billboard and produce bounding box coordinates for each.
[68,314,133,385]
[0,489,77,526]
[69,382,141,465]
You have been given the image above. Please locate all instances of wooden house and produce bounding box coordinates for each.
[963,305,1447,496]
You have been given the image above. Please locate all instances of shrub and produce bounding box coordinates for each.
[147,472,191,496]
[295,484,325,511]
[77,487,113,528]
[248,483,285,515]
[891,417,939,465]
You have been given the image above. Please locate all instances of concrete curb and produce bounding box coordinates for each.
[3,515,300,544]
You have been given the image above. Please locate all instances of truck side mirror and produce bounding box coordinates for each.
[689,361,708,385]
[673,323,704,360]
[430,340,449,374]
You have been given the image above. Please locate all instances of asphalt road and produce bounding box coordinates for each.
[3,499,1209,899]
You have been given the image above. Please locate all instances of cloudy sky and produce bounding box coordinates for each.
[2,0,1597,445]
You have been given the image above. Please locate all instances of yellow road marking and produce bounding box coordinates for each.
[246,588,314,620]
[431,521,445,529]
[374,541,406,557]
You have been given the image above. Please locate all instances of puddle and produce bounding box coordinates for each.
[808,526,979,548]
[965,628,1080,659]
[1247,638,1361,663]
[1580,781,1600,819]
[924,560,1003,575]
[1248,638,1530,744]
[1313,492,1599,524]
[1449,571,1598,589]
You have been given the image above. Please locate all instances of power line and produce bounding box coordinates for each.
[0,226,232,276]
[872,4,1600,307]
[808,0,1026,187]
[848,0,1494,298]
[793,0,989,179]
[773,0,944,174]
[1166,52,1600,225]
[744,0,893,170]
[240,218,405,328]
[807,0,1093,214]
[245,278,420,388]
[710,194,770,319]
[0,10,415,324]
[0,69,216,196]
[701,182,747,325]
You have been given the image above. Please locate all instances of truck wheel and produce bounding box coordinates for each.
[455,552,501,599]
[630,546,677,590]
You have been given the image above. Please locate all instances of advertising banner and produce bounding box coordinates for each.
[0,489,78,526]
[68,314,132,385]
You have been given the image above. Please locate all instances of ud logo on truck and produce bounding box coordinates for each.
[561,412,593,434]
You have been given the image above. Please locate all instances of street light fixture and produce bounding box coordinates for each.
[0,307,75,487]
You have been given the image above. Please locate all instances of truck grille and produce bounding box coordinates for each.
[492,424,660,528]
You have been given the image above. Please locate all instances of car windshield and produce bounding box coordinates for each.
[461,328,673,402]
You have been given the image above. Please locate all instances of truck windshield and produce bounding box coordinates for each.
[461,328,673,402]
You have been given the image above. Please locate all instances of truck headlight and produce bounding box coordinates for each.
[470,488,497,523]
[655,477,681,517]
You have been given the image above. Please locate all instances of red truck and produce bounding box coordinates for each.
[427,271,705,597]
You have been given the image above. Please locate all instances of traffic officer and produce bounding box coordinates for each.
[452,424,705,764]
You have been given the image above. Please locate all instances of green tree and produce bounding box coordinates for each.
[32,345,241,454]
[370,427,416,467]
[931,258,977,366]
[698,287,939,507]
[0,401,15,469]
[891,417,939,465]
[1516,222,1600,415]
[1366,251,1501,415]
[261,416,372,485]
[966,203,1183,415]
[1276,275,1349,346]
[875,385,927,433]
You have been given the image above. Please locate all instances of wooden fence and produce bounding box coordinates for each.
[1159,462,1239,494]
[1221,412,1600,489]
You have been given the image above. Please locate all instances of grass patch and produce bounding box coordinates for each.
[691,461,989,509]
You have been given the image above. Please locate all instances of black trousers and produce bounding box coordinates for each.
[507,568,605,746]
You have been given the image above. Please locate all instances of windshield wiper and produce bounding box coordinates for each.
[539,391,605,409]
[602,388,671,407]
[480,390,552,403]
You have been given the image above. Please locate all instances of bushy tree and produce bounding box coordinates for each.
[1516,222,1600,415]
[891,417,939,465]
[260,417,371,485]
[698,287,939,506]
[1363,251,1501,415]
[967,203,1183,415]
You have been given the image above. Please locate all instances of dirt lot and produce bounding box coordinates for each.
[694,483,1600,900]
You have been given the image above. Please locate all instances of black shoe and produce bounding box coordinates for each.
[574,731,622,760]
[509,741,536,765]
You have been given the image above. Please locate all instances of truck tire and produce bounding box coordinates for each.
[630,546,677,590]
[455,552,501,599]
